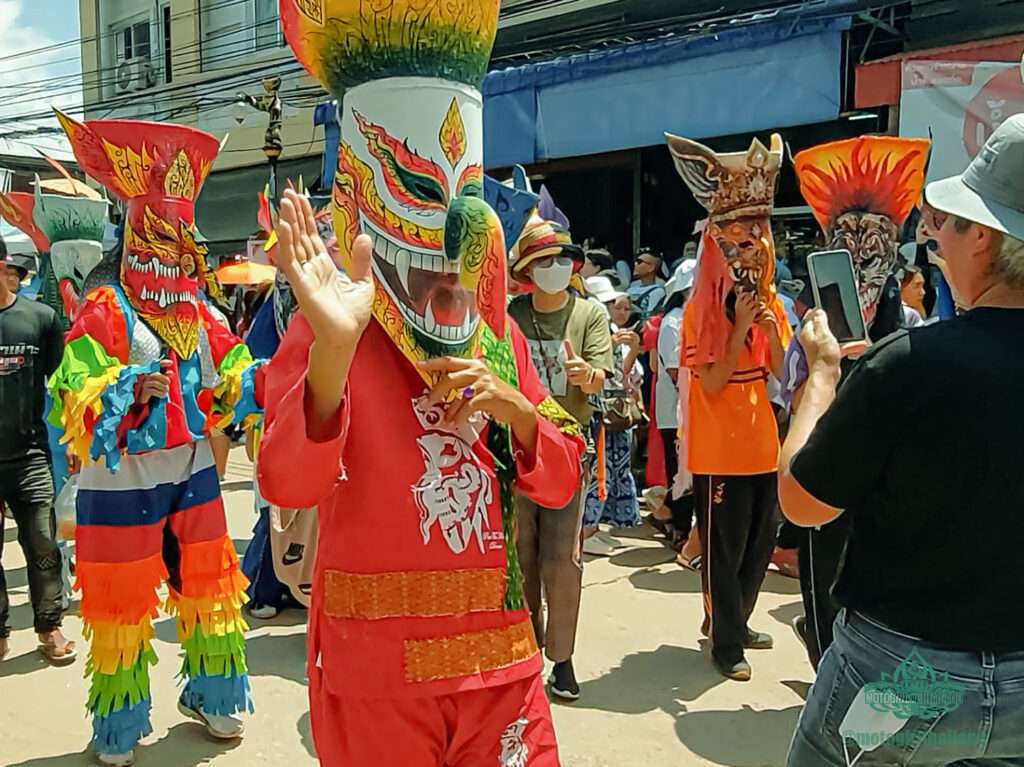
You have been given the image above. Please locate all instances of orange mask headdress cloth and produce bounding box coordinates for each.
[794,136,929,327]
[55,109,221,360]
[281,0,506,385]
[665,132,787,366]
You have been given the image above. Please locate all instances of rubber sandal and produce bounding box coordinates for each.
[676,551,702,571]
[38,634,77,665]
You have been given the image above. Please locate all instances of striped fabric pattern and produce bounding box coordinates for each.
[76,442,252,754]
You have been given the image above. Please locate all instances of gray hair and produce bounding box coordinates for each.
[987,231,1024,290]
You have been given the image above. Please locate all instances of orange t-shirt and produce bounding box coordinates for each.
[682,303,781,476]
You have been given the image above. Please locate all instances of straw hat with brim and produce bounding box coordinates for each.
[585,275,628,304]
[925,114,1024,242]
[510,216,584,279]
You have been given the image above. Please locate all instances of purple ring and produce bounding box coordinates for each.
[461,386,475,400]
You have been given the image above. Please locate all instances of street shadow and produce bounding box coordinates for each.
[0,647,49,678]
[674,704,802,767]
[7,721,241,767]
[768,599,805,629]
[297,711,316,758]
[762,572,802,596]
[608,524,657,541]
[781,679,812,701]
[572,644,724,716]
[244,628,308,684]
[627,565,703,594]
[232,538,250,556]
[221,480,252,493]
[3,563,28,589]
[607,546,675,569]
[4,524,17,543]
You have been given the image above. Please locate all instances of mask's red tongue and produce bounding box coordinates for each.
[429,281,472,326]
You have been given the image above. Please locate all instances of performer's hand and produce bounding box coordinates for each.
[274,189,373,351]
[756,306,778,337]
[137,372,170,403]
[797,309,841,379]
[734,291,759,333]
[562,340,594,387]
[420,357,537,436]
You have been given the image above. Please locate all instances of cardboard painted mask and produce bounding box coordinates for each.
[282,0,506,380]
[795,137,929,328]
[56,110,222,359]
[666,133,783,304]
[0,186,108,321]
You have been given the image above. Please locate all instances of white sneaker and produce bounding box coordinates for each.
[596,530,625,548]
[248,603,278,620]
[178,699,245,740]
[582,536,617,557]
[96,751,134,767]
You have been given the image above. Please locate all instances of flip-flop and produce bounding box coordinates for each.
[39,636,77,665]
[676,551,702,571]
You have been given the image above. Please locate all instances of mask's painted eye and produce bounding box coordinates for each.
[396,164,446,205]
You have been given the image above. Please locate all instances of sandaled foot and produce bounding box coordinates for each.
[676,550,702,571]
[95,751,134,767]
[38,629,76,665]
[178,698,245,739]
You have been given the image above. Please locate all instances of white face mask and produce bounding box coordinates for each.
[532,259,573,294]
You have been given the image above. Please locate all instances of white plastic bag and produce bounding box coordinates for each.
[55,476,78,542]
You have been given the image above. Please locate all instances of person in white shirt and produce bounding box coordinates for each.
[652,258,702,568]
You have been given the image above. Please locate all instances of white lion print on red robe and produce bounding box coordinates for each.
[411,393,493,555]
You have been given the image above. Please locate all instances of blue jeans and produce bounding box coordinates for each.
[788,610,1024,766]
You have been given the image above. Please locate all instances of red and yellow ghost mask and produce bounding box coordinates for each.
[795,137,929,328]
[281,0,506,383]
[56,110,221,360]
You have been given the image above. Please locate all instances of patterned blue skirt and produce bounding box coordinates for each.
[584,427,641,528]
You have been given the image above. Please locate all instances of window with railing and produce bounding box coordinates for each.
[200,0,284,70]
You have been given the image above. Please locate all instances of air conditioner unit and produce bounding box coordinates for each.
[114,58,158,94]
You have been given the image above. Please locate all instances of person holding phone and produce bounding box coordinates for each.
[666,131,792,682]
[782,114,1024,767]
[508,216,614,701]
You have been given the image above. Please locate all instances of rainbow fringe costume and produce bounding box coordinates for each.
[46,111,265,754]
[48,284,262,752]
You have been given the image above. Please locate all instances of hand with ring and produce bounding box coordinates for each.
[420,357,537,434]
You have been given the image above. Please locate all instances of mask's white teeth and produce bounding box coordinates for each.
[394,248,411,297]
[159,289,168,307]
[423,299,438,335]
[462,311,472,337]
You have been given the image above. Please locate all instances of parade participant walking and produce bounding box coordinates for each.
[782,115,1024,766]
[666,132,791,682]
[508,216,613,701]
[50,113,262,766]
[263,4,585,764]
[0,241,74,666]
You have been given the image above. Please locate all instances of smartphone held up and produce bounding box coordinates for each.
[805,249,867,344]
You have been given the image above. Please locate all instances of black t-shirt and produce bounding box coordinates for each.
[791,308,1024,652]
[0,297,63,461]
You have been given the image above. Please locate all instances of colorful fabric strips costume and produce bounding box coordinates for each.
[47,112,262,755]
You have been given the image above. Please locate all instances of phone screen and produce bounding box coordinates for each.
[807,250,867,343]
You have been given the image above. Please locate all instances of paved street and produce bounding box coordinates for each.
[1,449,811,767]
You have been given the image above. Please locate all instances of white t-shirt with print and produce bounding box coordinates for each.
[655,307,683,429]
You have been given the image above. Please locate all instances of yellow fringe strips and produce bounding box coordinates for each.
[57,366,122,465]
[165,591,248,644]
[75,553,167,626]
[84,617,156,676]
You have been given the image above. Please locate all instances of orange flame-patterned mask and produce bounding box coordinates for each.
[281,0,506,382]
[795,137,929,328]
[56,110,222,359]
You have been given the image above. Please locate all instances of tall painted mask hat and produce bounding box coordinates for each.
[281,0,507,380]
[794,136,929,328]
[0,175,108,322]
[55,109,222,360]
[665,133,784,306]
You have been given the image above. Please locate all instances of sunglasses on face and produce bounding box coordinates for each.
[534,255,573,269]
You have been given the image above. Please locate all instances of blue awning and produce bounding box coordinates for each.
[483,2,854,168]
[316,0,855,183]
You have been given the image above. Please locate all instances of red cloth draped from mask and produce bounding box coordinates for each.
[687,231,771,368]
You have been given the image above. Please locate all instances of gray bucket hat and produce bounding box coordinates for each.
[925,114,1024,241]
